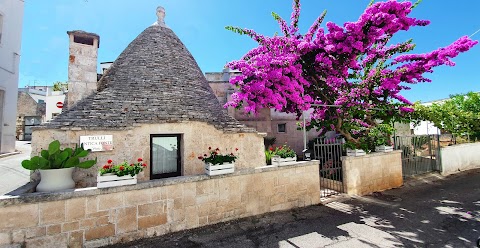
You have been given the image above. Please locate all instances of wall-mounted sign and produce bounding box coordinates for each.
[79,135,113,152]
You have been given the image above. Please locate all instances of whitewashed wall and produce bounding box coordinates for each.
[412,120,441,135]
[440,142,480,175]
[0,0,24,152]
[45,92,65,121]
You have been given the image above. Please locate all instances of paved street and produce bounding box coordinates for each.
[0,141,31,195]
[106,169,480,248]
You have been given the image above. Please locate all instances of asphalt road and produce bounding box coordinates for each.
[106,169,480,248]
[0,141,31,195]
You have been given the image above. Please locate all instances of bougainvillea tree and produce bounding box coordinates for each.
[225,0,477,149]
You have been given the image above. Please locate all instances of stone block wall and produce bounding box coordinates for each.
[342,151,403,196]
[0,162,320,248]
[31,122,266,188]
[440,142,480,175]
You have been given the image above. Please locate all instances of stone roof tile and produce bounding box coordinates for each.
[44,25,255,133]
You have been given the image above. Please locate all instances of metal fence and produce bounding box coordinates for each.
[313,138,344,198]
[393,135,440,178]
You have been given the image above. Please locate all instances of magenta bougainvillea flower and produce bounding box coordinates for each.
[225,0,477,146]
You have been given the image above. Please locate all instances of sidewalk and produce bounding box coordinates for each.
[105,169,480,247]
[0,141,31,195]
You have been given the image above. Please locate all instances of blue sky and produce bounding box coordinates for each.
[20,0,480,102]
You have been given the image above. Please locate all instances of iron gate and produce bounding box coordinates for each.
[313,138,344,198]
[394,135,440,178]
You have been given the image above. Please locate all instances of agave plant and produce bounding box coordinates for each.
[22,140,97,170]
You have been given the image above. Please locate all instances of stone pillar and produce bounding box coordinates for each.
[66,30,100,109]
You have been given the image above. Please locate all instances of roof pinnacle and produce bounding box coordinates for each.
[155,6,167,28]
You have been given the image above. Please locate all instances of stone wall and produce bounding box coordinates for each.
[342,151,403,196]
[31,122,266,188]
[440,142,480,175]
[0,162,320,248]
[16,92,46,140]
[17,92,41,117]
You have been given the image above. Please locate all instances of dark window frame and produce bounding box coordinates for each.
[150,134,182,179]
[277,123,287,133]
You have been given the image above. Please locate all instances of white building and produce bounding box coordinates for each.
[412,98,454,135]
[18,86,66,122]
[0,0,24,153]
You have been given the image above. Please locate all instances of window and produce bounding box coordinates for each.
[277,123,286,133]
[150,134,181,179]
[73,35,94,46]
[38,99,44,103]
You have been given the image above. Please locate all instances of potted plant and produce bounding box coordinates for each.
[97,158,147,188]
[369,124,395,152]
[265,148,274,165]
[271,144,297,166]
[21,140,97,192]
[345,141,367,156]
[198,147,238,176]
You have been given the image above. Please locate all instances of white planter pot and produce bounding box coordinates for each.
[97,173,137,188]
[36,167,75,192]
[375,145,393,152]
[271,156,297,166]
[346,149,366,157]
[205,162,234,176]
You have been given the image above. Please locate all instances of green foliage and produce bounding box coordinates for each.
[271,12,282,21]
[412,0,423,9]
[344,138,370,152]
[99,159,146,177]
[344,124,394,152]
[368,124,395,146]
[265,150,273,165]
[225,26,246,35]
[22,140,97,170]
[270,144,296,158]
[413,92,480,140]
[52,81,68,91]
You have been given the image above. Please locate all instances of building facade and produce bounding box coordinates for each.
[206,68,322,155]
[32,8,265,187]
[16,91,45,141]
[0,0,24,152]
[16,86,66,140]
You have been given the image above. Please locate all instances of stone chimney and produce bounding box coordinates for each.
[66,30,100,109]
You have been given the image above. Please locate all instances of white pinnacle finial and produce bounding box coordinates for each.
[154,6,167,27]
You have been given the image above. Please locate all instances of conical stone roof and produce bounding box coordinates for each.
[44,16,255,133]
